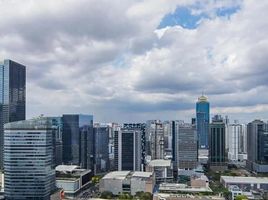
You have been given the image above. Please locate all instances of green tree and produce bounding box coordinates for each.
[235,195,248,200]
[100,191,114,199]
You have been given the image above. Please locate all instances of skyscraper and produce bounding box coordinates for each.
[196,95,210,149]
[0,59,26,169]
[209,115,227,171]
[62,114,93,169]
[246,120,268,173]
[115,124,144,171]
[93,124,110,173]
[227,122,242,162]
[4,118,55,200]
[175,123,198,170]
[146,120,165,160]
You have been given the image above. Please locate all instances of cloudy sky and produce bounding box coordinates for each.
[1,0,268,123]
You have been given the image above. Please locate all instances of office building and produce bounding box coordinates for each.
[209,115,227,171]
[175,123,198,170]
[146,120,165,160]
[99,171,154,195]
[50,117,63,167]
[62,114,93,170]
[227,122,241,161]
[0,59,26,169]
[196,95,210,149]
[115,124,144,171]
[93,123,110,173]
[4,118,55,200]
[246,120,268,173]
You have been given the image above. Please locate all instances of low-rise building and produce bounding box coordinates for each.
[190,175,209,188]
[220,176,268,191]
[55,165,93,199]
[99,171,154,195]
[159,183,212,194]
[153,193,224,200]
[146,159,173,183]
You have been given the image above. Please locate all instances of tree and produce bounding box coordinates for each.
[235,195,248,200]
[100,191,114,199]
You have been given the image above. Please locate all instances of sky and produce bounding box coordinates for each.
[1,0,268,123]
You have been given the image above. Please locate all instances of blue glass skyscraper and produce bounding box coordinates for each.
[196,95,210,149]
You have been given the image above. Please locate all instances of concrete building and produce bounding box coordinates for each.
[146,120,165,160]
[0,59,26,169]
[190,175,209,188]
[221,176,268,191]
[175,123,198,170]
[55,165,92,199]
[153,194,225,200]
[209,115,227,171]
[158,183,212,194]
[99,171,154,195]
[246,120,268,173]
[4,118,55,200]
[146,159,173,184]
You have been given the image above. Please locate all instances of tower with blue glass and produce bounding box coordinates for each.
[196,95,210,149]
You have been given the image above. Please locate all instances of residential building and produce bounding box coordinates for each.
[0,59,26,169]
[209,115,227,171]
[99,171,154,195]
[4,118,55,200]
[196,95,210,149]
[246,120,268,173]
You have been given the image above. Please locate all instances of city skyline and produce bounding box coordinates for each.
[0,0,268,123]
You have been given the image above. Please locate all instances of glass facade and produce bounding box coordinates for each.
[4,118,55,200]
[62,114,93,169]
[196,95,210,149]
[0,59,26,169]
[93,125,110,173]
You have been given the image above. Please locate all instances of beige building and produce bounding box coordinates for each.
[99,171,155,195]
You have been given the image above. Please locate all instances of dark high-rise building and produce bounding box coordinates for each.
[0,59,26,169]
[209,115,227,171]
[62,114,93,169]
[246,120,268,173]
[115,124,145,171]
[196,95,209,149]
[93,124,110,173]
[4,118,55,200]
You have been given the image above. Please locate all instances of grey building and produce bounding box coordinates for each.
[175,123,198,170]
[209,115,227,171]
[0,59,26,169]
[115,124,144,171]
[62,114,93,170]
[246,120,268,173]
[93,124,110,173]
[4,118,55,200]
[50,117,63,167]
[146,120,165,160]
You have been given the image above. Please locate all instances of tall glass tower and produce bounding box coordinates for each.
[196,95,210,149]
[0,59,26,169]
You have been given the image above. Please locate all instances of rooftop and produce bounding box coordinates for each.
[132,171,153,178]
[221,176,268,184]
[149,159,172,167]
[56,165,79,173]
[102,171,130,180]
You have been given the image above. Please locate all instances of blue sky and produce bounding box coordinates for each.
[159,4,240,29]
